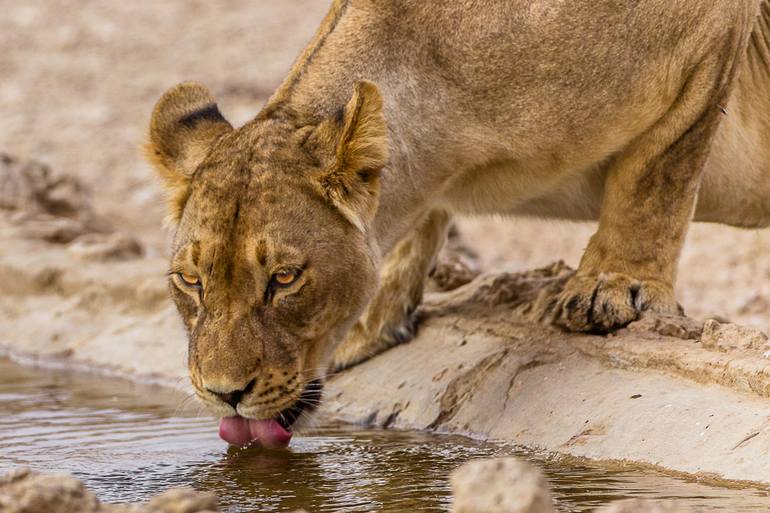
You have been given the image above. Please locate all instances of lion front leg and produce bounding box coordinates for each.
[556,51,741,333]
[331,210,451,371]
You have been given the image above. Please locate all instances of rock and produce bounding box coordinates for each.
[142,488,218,513]
[451,458,555,513]
[450,458,695,513]
[68,233,144,261]
[0,153,90,217]
[0,153,113,242]
[0,468,100,513]
[430,223,481,292]
[0,469,219,513]
[9,215,92,244]
[700,319,769,351]
[596,499,692,513]
[621,314,702,340]
[422,261,574,322]
[430,250,481,292]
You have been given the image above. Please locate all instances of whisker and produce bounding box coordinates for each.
[171,393,198,417]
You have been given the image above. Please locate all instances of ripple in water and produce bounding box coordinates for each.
[1,358,769,512]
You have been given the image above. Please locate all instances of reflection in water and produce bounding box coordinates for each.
[1,358,769,512]
[190,432,505,512]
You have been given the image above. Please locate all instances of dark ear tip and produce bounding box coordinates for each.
[158,81,215,110]
[354,81,382,104]
[354,79,379,94]
[150,82,217,133]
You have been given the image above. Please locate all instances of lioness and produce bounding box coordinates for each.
[146,0,769,448]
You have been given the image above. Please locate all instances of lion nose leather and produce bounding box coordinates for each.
[206,378,256,408]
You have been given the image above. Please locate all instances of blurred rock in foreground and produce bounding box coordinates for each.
[451,458,691,513]
[0,468,218,513]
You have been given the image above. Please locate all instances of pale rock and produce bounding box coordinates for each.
[451,458,555,513]
[0,469,219,513]
[0,468,100,513]
[68,233,144,261]
[142,487,219,513]
[701,319,769,351]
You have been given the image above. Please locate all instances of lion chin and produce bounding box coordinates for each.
[218,379,323,449]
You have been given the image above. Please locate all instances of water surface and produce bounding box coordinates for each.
[1,358,768,512]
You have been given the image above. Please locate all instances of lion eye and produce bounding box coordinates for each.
[273,269,299,286]
[178,272,201,287]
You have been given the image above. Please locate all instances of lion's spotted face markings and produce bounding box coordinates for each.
[148,80,387,445]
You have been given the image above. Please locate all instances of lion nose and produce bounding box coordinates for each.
[205,378,256,408]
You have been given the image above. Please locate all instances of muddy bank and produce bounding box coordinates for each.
[324,267,770,484]
[0,460,693,513]
[3,162,770,485]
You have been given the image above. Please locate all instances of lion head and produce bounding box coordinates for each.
[146,81,388,447]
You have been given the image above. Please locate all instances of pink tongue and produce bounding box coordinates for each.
[218,416,292,449]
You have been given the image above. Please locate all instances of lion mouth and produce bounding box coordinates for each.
[275,378,323,431]
[218,379,323,449]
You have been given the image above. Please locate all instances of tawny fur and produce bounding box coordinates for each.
[146,0,770,416]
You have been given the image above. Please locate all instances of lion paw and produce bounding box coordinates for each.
[554,273,680,333]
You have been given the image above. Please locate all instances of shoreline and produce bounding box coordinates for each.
[4,236,770,486]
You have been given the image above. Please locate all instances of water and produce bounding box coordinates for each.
[1,358,769,512]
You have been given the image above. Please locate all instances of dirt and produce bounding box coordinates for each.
[324,267,770,484]
[2,0,770,493]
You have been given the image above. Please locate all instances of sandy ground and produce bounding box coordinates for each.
[2,0,770,488]
[1,0,329,252]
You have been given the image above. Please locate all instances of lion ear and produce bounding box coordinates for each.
[145,82,232,224]
[316,81,389,232]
